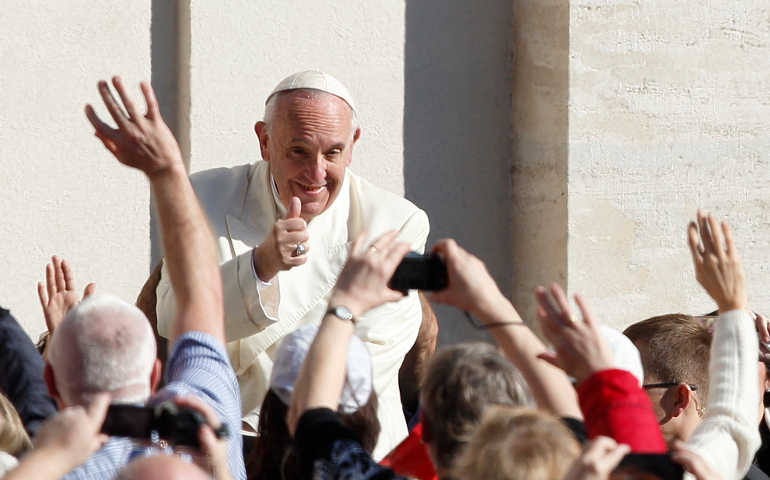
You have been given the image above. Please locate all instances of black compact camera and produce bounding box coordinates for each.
[101,401,228,447]
[388,252,448,293]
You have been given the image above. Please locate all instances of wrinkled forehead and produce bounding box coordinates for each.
[273,90,355,138]
[279,89,352,118]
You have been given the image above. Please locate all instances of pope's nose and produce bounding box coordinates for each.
[307,155,327,183]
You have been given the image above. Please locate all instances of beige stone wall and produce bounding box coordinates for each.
[567,1,770,328]
[0,1,151,337]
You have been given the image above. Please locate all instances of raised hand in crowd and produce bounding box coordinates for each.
[429,239,582,419]
[252,195,310,281]
[86,77,182,177]
[683,211,760,480]
[173,395,234,480]
[81,77,242,478]
[687,210,746,313]
[86,76,223,345]
[36,256,95,335]
[562,436,630,480]
[4,393,110,480]
[534,284,614,384]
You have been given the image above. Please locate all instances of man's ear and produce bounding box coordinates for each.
[670,383,694,417]
[254,121,270,162]
[43,363,63,408]
[149,358,162,395]
[344,127,361,168]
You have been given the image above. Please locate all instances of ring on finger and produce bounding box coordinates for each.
[294,243,305,257]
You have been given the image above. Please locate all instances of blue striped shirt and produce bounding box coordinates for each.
[63,331,245,479]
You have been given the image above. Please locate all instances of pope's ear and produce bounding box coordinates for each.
[345,127,361,167]
[254,121,270,162]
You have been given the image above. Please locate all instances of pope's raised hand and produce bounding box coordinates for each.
[253,196,310,281]
[85,76,183,177]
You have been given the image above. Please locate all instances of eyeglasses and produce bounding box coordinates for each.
[643,382,703,417]
[642,382,697,391]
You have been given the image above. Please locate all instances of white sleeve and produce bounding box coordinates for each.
[156,249,280,342]
[685,309,761,479]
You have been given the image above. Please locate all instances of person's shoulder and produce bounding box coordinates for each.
[348,170,429,248]
[187,162,264,219]
[189,162,254,195]
[349,171,426,221]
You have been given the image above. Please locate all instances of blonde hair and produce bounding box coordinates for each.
[452,406,580,480]
[0,393,31,456]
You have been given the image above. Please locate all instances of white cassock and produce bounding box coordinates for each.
[156,160,429,459]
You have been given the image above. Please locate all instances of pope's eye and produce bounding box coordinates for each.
[290,147,306,156]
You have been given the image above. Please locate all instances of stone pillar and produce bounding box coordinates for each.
[511,0,570,328]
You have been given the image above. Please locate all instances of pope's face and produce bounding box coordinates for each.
[256,91,359,222]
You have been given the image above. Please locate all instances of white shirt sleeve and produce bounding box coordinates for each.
[685,309,761,479]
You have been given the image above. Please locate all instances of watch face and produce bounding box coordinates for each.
[331,306,354,321]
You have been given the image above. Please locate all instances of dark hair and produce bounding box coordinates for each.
[246,389,380,480]
[624,313,713,403]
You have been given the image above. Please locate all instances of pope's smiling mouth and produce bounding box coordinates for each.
[294,181,327,195]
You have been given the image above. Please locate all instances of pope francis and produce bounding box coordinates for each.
[155,71,429,459]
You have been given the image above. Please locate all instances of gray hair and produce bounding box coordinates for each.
[48,294,156,405]
[263,88,359,137]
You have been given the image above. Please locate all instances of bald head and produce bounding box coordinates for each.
[47,294,156,406]
[118,455,211,480]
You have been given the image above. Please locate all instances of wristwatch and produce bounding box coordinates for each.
[326,305,355,324]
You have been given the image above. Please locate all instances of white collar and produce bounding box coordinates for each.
[269,174,286,217]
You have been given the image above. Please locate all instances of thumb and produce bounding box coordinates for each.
[83,283,97,299]
[86,393,111,425]
[286,196,301,219]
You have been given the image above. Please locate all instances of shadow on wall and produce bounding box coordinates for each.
[150,0,187,269]
[404,1,514,345]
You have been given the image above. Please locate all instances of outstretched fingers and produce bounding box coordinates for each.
[573,294,596,328]
[111,76,140,120]
[707,214,726,259]
[62,259,75,290]
[97,80,129,129]
[53,256,66,291]
[722,220,736,259]
[37,282,48,309]
[535,286,559,318]
[45,262,56,300]
[83,282,97,299]
[697,210,714,254]
[687,221,703,266]
[549,284,574,323]
[140,81,160,120]
[85,104,118,142]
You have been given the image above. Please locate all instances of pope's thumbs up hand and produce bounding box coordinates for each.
[253,195,310,281]
[287,196,302,219]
